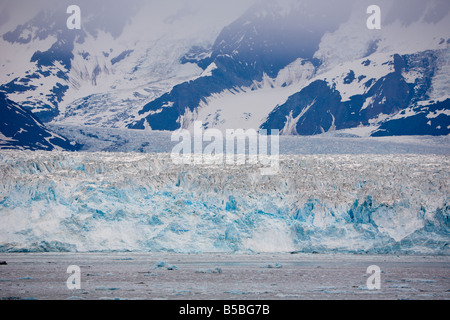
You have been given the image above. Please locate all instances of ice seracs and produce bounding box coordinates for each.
[0,151,448,254]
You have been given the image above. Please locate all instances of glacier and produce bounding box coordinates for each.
[0,151,448,254]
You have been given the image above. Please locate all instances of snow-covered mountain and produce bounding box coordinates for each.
[260,0,450,136]
[0,0,449,150]
[129,0,354,131]
[0,93,79,150]
[0,0,254,128]
[129,0,450,136]
[262,51,450,136]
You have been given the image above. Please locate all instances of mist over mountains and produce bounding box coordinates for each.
[0,0,449,150]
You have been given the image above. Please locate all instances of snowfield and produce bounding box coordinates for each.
[0,151,448,254]
[45,124,450,155]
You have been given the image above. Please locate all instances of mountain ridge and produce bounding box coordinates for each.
[0,0,449,150]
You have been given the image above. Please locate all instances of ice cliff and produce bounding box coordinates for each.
[0,151,448,254]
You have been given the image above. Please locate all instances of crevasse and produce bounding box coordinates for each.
[0,151,448,254]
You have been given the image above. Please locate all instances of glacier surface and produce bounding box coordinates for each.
[0,151,448,254]
[47,124,450,155]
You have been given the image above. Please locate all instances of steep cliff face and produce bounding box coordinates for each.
[0,93,79,151]
[0,151,448,254]
[262,51,450,136]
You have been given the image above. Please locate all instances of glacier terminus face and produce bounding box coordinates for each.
[0,151,448,255]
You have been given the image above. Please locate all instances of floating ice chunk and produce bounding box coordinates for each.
[166,265,178,271]
[155,261,167,268]
[195,267,222,274]
[18,276,39,280]
[225,290,247,295]
[260,263,283,269]
[95,286,120,291]
[153,261,177,270]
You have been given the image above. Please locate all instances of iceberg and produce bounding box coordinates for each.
[0,151,448,254]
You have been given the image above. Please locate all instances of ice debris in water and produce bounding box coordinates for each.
[153,261,178,270]
[195,267,223,274]
[260,263,283,269]
[18,276,38,280]
[167,265,178,270]
[95,286,120,291]
[155,261,167,268]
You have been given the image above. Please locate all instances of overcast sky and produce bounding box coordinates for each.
[1,0,448,35]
